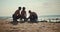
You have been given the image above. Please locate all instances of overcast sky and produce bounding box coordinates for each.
[0,0,60,16]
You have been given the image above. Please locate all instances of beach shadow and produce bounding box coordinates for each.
[39,20,47,22]
[19,21,26,23]
[27,21,38,23]
[10,21,18,25]
[49,21,60,23]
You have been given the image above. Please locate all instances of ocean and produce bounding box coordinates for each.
[0,15,60,22]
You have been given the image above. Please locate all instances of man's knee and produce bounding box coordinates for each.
[12,15,17,20]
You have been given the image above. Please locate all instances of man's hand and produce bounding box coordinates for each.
[17,14,18,16]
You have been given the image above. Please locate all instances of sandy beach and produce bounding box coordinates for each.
[0,19,60,32]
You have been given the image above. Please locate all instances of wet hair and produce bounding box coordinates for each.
[29,10,31,13]
[18,7,21,10]
[23,7,25,10]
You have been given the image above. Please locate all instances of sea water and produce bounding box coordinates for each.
[38,15,60,22]
[0,15,60,22]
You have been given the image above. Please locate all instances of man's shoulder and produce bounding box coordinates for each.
[22,10,26,12]
[32,12,36,14]
[32,12,37,15]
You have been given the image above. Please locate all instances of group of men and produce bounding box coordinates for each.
[12,7,38,22]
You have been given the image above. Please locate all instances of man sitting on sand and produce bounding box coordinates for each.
[12,7,21,22]
[20,7,27,21]
[28,10,38,22]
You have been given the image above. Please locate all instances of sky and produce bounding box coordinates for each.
[0,0,60,17]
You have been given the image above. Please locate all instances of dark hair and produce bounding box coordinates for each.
[23,7,25,10]
[29,10,31,13]
[18,7,21,10]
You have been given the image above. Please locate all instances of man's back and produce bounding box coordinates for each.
[31,12,37,16]
[12,7,21,22]
[21,11,26,16]
[28,10,38,22]
[14,10,20,16]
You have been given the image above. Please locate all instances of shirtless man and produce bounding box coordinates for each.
[12,7,21,22]
[20,7,26,21]
[28,10,38,22]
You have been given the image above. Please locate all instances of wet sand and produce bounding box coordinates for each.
[0,20,60,32]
